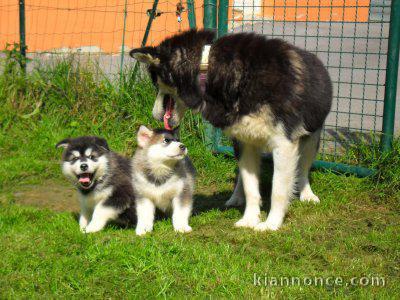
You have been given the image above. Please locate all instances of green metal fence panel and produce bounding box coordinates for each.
[207,0,399,176]
[1,1,198,82]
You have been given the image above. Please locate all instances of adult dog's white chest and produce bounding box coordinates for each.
[134,173,184,211]
[224,105,278,148]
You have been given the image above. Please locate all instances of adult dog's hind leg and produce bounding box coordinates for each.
[255,137,299,231]
[225,173,245,207]
[298,130,321,203]
[225,139,245,207]
[234,144,261,228]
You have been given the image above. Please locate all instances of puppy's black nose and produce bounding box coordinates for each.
[179,144,186,151]
[80,164,88,171]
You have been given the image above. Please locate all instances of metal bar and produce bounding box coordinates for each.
[204,0,217,29]
[203,0,217,150]
[187,0,197,29]
[206,0,230,150]
[18,0,26,72]
[132,0,160,78]
[381,0,400,152]
[215,146,375,178]
[120,0,128,81]
[142,0,159,47]
[217,0,229,38]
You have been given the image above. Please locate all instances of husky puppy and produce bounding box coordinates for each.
[56,136,136,233]
[130,29,333,231]
[132,126,195,236]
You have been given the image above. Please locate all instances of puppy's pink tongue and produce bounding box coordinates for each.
[79,177,90,183]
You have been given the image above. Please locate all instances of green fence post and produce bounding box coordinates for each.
[120,0,128,82]
[18,0,26,72]
[204,0,217,30]
[217,0,229,37]
[203,0,217,150]
[381,0,400,152]
[187,0,197,29]
[204,0,230,151]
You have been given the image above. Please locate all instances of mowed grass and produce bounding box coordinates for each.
[1,50,399,298]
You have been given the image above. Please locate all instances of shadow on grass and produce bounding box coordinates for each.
[194,158,275,215]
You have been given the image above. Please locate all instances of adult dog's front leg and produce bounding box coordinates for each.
[234,144,261,229]
[256,138,299,231]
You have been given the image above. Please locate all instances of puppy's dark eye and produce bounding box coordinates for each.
[163,138,171,144]
[71,157,79,162]
[88,155,95,160]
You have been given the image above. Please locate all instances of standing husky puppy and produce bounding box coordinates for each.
[56,136,136,233]
[130,29,332,231]
[132,126,195,236]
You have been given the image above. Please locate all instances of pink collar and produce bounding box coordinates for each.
[198,72,207,93]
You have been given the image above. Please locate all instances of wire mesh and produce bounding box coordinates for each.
[0,0,203,79]
[226,0,393,164]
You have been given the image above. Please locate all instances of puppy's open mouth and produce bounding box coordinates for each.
[76,173,94,189]
[163,95,175,130]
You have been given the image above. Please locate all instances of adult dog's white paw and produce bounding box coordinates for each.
[300,191,320,203]
[174,225,192,233]
[255,214,283,231]
[225,196,244,207]
[234,217,260,229]
[254,221,280,231]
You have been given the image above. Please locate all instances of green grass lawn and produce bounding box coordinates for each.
[0,51,399,298]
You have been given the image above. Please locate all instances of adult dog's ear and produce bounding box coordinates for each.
[130,47,160,65]
[56,138,70,149]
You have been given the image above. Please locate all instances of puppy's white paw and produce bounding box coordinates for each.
[225,196,244,207]
[84,224,104,233]
[135,226,153,236]
[80,226,87,233]
[174,225,192,233]
[300,191,320,203]
[234,217,260,229]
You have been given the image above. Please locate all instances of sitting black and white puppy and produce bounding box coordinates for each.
[132,126,195,236]
[56,136,136,233]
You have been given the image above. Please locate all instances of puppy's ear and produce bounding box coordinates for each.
[94,137,110,152]
[172,126,180,139]
[56,138,70,149]
[137,125,153,148]
[129,47,160,65]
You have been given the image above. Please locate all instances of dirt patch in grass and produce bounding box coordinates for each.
[7,181,233,214]
[12,181,79,212]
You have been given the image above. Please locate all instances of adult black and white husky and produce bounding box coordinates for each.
[56,136,136,233]
[132,126,195,235]
[130,29,332,231]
